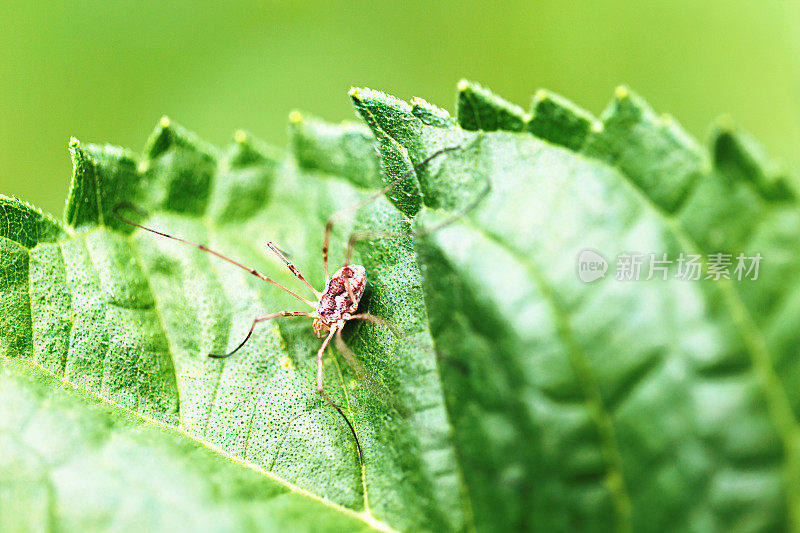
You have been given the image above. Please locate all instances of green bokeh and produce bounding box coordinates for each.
[2,1,799,216]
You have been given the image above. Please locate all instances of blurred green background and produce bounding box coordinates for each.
[2,1,799,217]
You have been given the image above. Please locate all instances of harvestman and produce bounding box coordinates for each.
[114,144,483,465]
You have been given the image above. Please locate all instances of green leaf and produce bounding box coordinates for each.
[2,81,799,532]
[2,115,464,532]
[349,82,800,532]
[0,357,377,532]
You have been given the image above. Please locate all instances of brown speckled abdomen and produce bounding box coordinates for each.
[316,265,366,325]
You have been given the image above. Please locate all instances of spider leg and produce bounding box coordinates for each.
[347,313,402,337]
[323,219,334,284]
[413,176,492,237]
[343,230,405,267]
[334,328,408,417]
[347,313,463,375]
[323,146,462,283]
[317,325,364,466]
[113,203,316,308]
[267,242,322,298]
[208,311,314,359]
[343,271,357,309]
[341,176,491,267]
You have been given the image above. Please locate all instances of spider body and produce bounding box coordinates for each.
[313,265,366,337]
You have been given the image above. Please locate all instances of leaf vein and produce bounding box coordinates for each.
[463,219,633,532]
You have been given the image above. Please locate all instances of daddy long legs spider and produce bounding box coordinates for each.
[113,145,473,466]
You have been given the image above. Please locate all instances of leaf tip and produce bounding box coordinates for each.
[143,116,216,166]
[67,137,87,169]
[1,194,64,248]
[348,86,362,101]
[713,114,736,135]
[288,110,304,124]
[67,136,93,172]
[349,86,409,111]
[144,116,175,158]
[234,129,248,144]
[614,85,630,101]
[67,137,89,166]
[457,78,470,92]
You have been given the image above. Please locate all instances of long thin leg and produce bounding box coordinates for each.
[347,313,450,369]
[348,314,470,376]
[343,267,358,310]
[316,325,363,465]
[342,177,492,267]
[347,313,403,338]
[323,145,462,283]
[209,311,315,358]
[344,230,401,267]
[323,220,334,284]
[267,242,322,298]
[114,204,316,309]
[334,329,407,417]
[412,177,492,237]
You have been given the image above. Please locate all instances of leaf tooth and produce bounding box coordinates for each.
[349,86,411,110]
[409,97,455,129]
[65,138,142,232]
[289,110,380,189]
[206,130,281,223]
[139,118,220,216]
[455,79,527,132]
[351,87,425,217]
[142,116,217,163]
[0,195,65,248]
[143,115,173,159]
[65,137,101,229]
[607,84,641,121]
[710,120,796,201]
[349,86,418,142]
[527,89,595,151]
[226,129,281,170]
[582,85,707,213]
